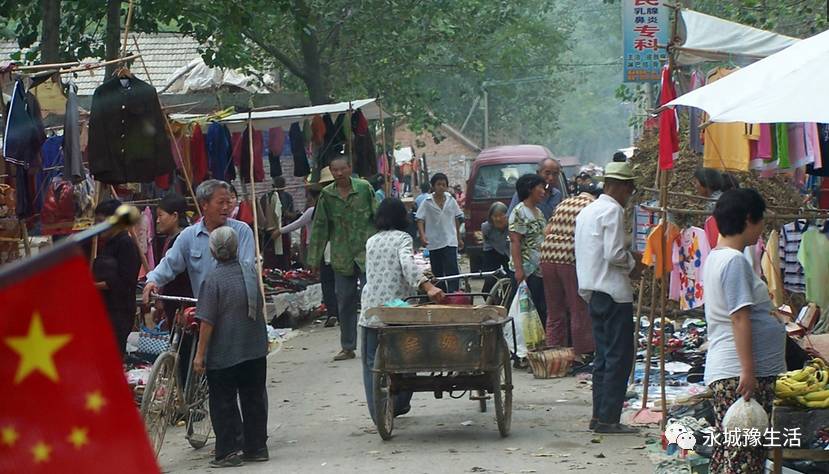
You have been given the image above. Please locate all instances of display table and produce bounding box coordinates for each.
[770,406,829,473]
[266,283,322,323]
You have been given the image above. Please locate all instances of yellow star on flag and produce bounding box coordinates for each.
[67,427,89,449]
[85,391,107,413]
[4,312,71,384]
[1,425,18,447]
[31,441,51,463]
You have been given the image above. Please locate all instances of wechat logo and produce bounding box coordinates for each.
[665,422,696,450]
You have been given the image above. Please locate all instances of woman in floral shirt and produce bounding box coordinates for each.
[509,174,549,327]
[360,198,444,422]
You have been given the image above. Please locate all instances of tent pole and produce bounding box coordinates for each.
[379,101,391,196]
[248,111,267,313]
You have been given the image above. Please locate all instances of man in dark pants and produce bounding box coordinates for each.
[308,156,377,361]
[574,162,643,435]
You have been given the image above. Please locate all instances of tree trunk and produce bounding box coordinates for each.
[292,0,331,104]
[104,0,121,79]
[39,0,61,63]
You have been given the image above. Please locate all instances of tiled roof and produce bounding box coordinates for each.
[0,32,202,96]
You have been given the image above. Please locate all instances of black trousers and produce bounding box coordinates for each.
[588,291,634,424]
[481,249,509,294]
[107,309,133,357]
[429,246,460,292]
[320,263,338,318]
[206,357,268,459]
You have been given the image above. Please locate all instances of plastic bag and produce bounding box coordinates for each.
[503,281,545,358]
[722,397,769,433]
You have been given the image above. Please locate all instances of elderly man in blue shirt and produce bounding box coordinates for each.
[506,158,562,220]
[142,179,256,303]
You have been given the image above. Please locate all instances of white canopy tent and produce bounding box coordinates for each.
[171,98,387,132]
[675,9,799,66]
[667,28,829,123]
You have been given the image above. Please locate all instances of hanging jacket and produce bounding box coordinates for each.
[289,122,310,177]
[4,80,46,169]
[87,75,175,184]
[206,122,235,181]
[238,127,265,183]
[268,127,285,178]
[62,83,84,183]
[352,109,377,177]
[189,123,208,183]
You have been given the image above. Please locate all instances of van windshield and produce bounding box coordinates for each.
[471,163,537,200]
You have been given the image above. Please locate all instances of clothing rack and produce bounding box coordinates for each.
[639,203,829,221]
[641,187,829,215]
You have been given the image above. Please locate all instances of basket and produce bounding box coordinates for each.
[527,347,576,379]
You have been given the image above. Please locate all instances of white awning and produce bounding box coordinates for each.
[675,9,799,66]
[668,28,829,123]
[172,98,386,132]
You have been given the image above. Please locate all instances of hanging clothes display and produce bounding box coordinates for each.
[289,122,310,177]
[236,127,265,183]
[774,123,791,169]
[658,66,679,171]
[4,80,46,169]
[688,70,705,154]
[762,230,785,308]
[311,115,326,146]
[779,220,808,293]
[268,127,285,178]
[87,75,175,184]
[352,109,377,177]
[62,82,84,183]
[641,221,680,278]
[318,113,345,169]
[189,123,208,184]
[36,136,64,212]
[798,228,829,314]
[671,226,711,311]
[206,122,235,182]
[704,215,719,250]
[702,68,759,172]
[634,202,659,252]
[807,124,829,177]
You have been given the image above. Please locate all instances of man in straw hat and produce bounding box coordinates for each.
[308,157,378,361]
[574,161,644,435]
[273,167,339,327]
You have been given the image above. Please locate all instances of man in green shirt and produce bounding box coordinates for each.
[309,156,378,361]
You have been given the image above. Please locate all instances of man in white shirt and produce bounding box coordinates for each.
[416,173,464,292]
[574,162,643,435]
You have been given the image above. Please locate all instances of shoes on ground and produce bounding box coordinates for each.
[242,448,269,463]
[593,422,640,435]
[333,349,356,361]
[210,452,243,468]
[324,316,338,328]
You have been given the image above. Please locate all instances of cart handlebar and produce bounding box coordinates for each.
[152,294,198,304]
[433,269,505,282]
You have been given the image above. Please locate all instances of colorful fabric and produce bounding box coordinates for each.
[702,69,759,172]
[671,226,710,311]
[641,221,680,279]
[798,228,829,313]
[308,178,377,276]
[762,230,784,307]
[508,202,546,277]
[540,193,594,265]
[658,66,679,170]
[779,220,808,293]
[704,215,719,250]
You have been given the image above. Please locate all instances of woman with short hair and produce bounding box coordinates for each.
[509,174,548,327]
[193,226,269,468]
[361,198,444,422]
[703,188,785,473]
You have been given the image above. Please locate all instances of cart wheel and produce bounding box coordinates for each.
[492,351,513,437]
[140,351,178,457]
[185,372,212,449]
[486,278,514,307]
[373,372,394,440]
[477,390,487,412]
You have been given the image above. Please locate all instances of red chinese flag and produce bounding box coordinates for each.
[658,65,680,171]
[0,255,160,473]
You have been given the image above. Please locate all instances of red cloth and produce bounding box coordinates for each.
[658,66,679,171]
[232,129,265,182]
[704,215,719,250]
[0,255,160,473]
[189,124,208,183]
[311,115,326,146]
[542,262,594,354]
[268,128,285,156]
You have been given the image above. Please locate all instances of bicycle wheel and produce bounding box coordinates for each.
[373,372,394,440]
[486,278,514,307]
[185,372,212,449]
[492,349,513,438]
[140,351,178,457]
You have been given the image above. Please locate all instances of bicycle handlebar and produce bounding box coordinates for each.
[153,294,198,304]
[433,269,505,282]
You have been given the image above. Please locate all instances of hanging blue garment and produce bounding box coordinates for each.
[35,136,64,212]
[206,122,235,182]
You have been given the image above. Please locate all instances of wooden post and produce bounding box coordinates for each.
[121,0,135,58]
[379,101,391,196]
[248,113,267,312]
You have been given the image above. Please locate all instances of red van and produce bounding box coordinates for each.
[463,145,573,272]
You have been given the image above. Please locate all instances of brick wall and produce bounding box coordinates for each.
[394,125,477,191]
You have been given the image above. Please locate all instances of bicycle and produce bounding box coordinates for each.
[140,295,212,457]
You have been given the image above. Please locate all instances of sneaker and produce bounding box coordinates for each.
[209,452,243,468]
[333,349,356,361]
[594,422,640,435]
[242,448,269,463]
[324,316,338,328]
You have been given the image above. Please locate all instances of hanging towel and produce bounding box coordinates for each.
[62,82,84,183]
[289,122,310,177]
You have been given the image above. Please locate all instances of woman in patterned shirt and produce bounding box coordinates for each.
[509,174,549,328]
[360,198,445,422]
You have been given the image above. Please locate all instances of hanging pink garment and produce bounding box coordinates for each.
[806,123,823,170]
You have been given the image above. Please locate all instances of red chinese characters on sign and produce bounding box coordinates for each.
[635,0,659,5]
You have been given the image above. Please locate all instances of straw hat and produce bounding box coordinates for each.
[602,162,635,181]
[306,166,335,187]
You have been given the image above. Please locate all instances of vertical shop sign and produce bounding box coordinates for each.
[623,0,670,82]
